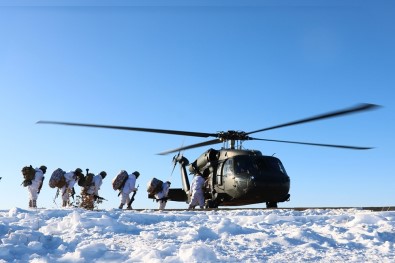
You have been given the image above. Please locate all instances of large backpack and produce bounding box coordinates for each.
[147,177,163,195]
[112,170,128,190]
[21,165,36,187]
[22,165,36,181]
[80,173,95,188]
[49,168,66,188]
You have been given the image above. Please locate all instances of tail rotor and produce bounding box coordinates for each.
[170,150,183,177]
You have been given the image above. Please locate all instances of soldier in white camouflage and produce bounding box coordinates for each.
[27,165,47,208]
[119,171,140,210]
[81,171,107,210]
[61,168,83,207]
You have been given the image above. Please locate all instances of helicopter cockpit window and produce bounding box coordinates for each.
[264,157,288,175]
[223,159,234,177]
[235,159,250,174]
[234,156,288,176]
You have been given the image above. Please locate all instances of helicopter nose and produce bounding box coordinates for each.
[251,175,290,201]
[251,174,290,184]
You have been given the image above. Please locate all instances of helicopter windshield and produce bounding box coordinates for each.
[234,156,287,176]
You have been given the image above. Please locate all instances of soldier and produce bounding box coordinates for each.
[188,171,205,210]
[81,171,107,210]
[154,181,171,210]
[61,168,83,207]
[27,165,47,208]
[119,171,140,210]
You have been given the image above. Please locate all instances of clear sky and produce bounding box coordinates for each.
[0,0,393,210]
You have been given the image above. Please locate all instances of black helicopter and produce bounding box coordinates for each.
[38,103,379,208]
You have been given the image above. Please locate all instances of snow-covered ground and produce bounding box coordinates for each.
[0,208,394,262]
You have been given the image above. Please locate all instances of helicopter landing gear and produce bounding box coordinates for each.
[266,202,278,209]
[205,199,219,209]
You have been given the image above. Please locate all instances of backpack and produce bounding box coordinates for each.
[22,165,36,181]
[147,178,163,195]
[21,165,36,187]
[77,172,94,187]
[83,173,95,188]
[77,174,86,187]
[49,168,66,188]
[112,170,128,190]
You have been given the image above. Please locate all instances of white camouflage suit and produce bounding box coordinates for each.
[154,182,170,210]
[27,168,44,204]
[188,174,205,209]
[61,171,78,204]
[120,173,138,208]
[86,174,103,196]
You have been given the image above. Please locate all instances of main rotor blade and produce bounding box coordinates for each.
[247,103,380,135]
[37,121,217,138]
[158,139,222,155]
[252,138,373,150]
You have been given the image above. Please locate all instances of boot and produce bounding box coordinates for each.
[118,203,124,209]
[62,200,68,207]
[126,205,132,210]
[32,200,37,208]
[29,200,32,208]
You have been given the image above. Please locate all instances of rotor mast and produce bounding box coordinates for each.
[220,130,248,150]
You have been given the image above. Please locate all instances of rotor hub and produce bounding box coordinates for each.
[218,131,250,141]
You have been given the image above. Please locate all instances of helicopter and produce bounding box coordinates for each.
[38,103,379,208]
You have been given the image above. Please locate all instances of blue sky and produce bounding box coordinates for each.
[0,0,393,210]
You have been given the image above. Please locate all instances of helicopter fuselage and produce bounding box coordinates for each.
[172,148,290,208]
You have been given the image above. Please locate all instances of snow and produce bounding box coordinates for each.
[1,208,394,262]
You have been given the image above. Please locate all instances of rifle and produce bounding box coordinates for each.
[53,188,60,206]
[128,184,139,207]
[37,177,45,194]
[66,187,75,205]
[71,187,75,198]
[94,195,107,201]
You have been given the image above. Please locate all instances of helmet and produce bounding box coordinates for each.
[99,171,107,178]
[75,168,83,174]
[39,165,47,174]
[191,163,200,174]
[165,181,171,185]
[132,171,140,178]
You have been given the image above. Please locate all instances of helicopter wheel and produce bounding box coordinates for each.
[266,202,278,209]
[205,200,218,209]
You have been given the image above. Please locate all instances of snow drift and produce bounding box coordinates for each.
[0,208,394,262]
